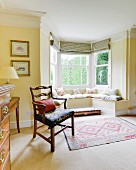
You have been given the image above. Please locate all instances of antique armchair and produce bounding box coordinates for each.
[30,85,74,152]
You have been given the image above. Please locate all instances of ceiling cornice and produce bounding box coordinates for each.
[0,6,46,28]
[111,31,128,42]
[121,24,136,39]
[0,0,46,28]
[40,15,61,39]
[0,7,46,18]
[90,31,128,44]
[128,27,136,39]
[0,12,41,28]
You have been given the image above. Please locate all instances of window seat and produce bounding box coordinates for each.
[53,87,129,116]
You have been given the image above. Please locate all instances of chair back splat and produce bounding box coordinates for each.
[30,85,74,152]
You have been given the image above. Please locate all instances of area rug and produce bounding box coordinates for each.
[63,117,136,150]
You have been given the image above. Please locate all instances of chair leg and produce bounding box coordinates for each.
[51,127,55,152]
[33,118,37,138]
[71,114,74,136]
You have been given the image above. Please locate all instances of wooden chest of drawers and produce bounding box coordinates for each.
[0,85,14,170]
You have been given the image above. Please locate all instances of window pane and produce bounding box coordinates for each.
[61,55,80,65]
[70,56,80,65]
[81,67,87,84]
[97,52,109,65]
[61,55,88,66]
[62,66,87,85]
[61,54,88,86]
[96,66,108,85]
[81,56,87,66]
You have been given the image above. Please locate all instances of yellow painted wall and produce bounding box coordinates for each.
[111,35,136,113]
[0,25,40,124]
[127,38,136,108]
[111,39,127,99]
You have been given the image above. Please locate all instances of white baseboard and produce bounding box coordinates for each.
[10,120,44,129]
[127,108,136,115]
[10,120,33,129]
[95,107,130,117]
[116,108,136,116]
[96,107,115,115]
[116,109,128,116]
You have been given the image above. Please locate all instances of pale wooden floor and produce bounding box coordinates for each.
[10,114,136,170]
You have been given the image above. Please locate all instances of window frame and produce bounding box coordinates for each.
[94,49,111,88]
[50,46,58,86]
[58,52,91,88]
[50,47,111,88]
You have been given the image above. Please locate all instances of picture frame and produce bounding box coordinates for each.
[10,40,29,57]
[11,60,30,76]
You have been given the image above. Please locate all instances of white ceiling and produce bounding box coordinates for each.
[1,0,136,42]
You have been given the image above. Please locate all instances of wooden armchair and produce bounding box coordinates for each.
[30,85,74,152]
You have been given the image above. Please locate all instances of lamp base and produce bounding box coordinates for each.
[4,79,11,84]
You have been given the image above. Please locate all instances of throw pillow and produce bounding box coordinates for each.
[86,88,96,94]
[56,87,65,96]
[35,98,56,113]
[73,88,81,95]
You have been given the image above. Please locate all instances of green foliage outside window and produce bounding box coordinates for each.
[97,52,108,65]
[62,66,87,85]
[96,66,108,85]
[96,51,109,85]
[62,55,87,85]
[50,51,109,86]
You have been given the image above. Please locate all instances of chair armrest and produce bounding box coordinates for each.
[52,97,67,109]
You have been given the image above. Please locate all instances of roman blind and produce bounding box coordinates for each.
[60,41,91,53]
[50,32,60,51]
[92,38,110,52]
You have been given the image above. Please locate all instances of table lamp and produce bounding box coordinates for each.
[0,66,19,84]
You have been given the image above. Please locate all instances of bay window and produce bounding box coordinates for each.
[50,47,110,88]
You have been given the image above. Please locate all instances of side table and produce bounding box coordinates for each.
[10,97,20,133]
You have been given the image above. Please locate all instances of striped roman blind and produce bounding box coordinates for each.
[60,41,91,53]
[92,38,110,52]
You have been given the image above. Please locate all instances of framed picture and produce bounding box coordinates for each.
[11,60,30,76]
[10,40,29,57]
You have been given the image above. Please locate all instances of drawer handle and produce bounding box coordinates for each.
[0,150,5,163]
[0,129,4,139]
[2,105,9,116]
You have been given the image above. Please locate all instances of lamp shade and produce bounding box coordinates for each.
[0,67,19,83]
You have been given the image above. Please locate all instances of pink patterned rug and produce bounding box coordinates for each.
[63,117,136,150]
